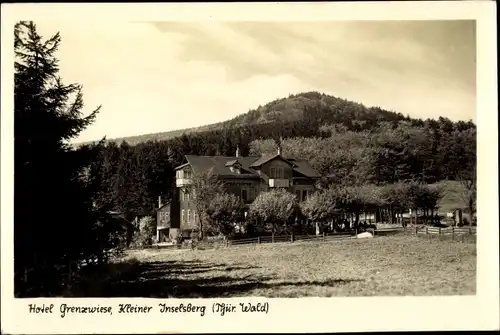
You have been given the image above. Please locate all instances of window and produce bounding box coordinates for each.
[296,190,302,201]
[187,209,191,223]
[302,190,308,201]
[277,167,283,179]
[249,187,255,201]
[186,191,190,201]
[159,212,169,223]
[242,189,248,202]
[184,169,192,178]
[270,167,284,179]
[193,211,197,224]
[181,209,185,224]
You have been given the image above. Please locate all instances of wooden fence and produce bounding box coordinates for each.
[374,226,477,242]
[227,231,354,247]
[146,225,477,250]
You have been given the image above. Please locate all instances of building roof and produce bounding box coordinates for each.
[249,154,296,168]
[184,155,261,177]
[157,202,171,211]
[107,211,135,230]
[289,159,321,178]
[224,159,240,167]
[179,154,320,178]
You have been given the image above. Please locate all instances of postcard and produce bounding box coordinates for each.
[1,1,498,333]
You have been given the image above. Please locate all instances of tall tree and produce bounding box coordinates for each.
[14,21,115,296]
[187,168,225,240]
[114,141,150,219]
[456,128,477,225]
[249,189,299,237]
[206,192,244,237]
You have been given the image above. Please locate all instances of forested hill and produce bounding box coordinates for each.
[79,91,412,146]
[86,91,476,220]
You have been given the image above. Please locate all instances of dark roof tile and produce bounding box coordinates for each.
[180,154,320,178]
[249,154,296,168]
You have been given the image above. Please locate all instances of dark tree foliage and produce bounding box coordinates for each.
[14,21,123,297]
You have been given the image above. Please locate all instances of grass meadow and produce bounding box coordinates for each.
[71,235,476,298]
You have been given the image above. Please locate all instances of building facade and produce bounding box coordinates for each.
[157,147,321,240]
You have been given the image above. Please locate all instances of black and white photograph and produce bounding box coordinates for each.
[1,2,498,334]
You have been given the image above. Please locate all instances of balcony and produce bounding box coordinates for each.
[176,178,192,187]
[268,179,290,188]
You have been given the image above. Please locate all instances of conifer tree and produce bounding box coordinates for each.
[14,21,116,296]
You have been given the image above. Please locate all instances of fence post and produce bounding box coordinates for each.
[451,227,455,241]
[258,236,261,244]
[272,234,275,244]
[291,233,294,243]
[323,232,325,241]
[438,227,441,241]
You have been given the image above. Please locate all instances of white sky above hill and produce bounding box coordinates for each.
[32,19,476,143]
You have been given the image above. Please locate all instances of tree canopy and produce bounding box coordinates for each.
[14,21,120,296]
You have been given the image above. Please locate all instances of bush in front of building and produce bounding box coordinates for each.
[130,216,156,247]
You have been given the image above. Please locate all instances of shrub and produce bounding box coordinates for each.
[130,216,156,247]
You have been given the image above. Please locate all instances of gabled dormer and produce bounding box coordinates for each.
[249,147,296,188]
[225,159,242,174]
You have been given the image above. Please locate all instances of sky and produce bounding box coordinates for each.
[33,20,476,143]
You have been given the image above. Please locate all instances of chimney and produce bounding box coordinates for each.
[158,195,162,208]
[236,146,240,158]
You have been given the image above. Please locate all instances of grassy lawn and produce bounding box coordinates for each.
[74,235,476,298]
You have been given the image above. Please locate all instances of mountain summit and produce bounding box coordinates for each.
[81,91,406,146]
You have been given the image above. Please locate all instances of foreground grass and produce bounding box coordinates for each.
[73,235,476,297]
